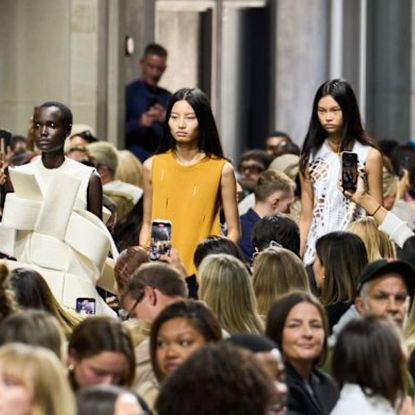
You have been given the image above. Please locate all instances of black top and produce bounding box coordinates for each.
[285,361,338,415]
[325,302,352,333]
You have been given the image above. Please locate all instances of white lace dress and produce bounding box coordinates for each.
[303,140,370,265]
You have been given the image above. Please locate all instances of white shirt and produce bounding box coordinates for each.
[331,384,396,415]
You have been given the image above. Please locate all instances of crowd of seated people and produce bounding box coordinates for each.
[2,78,415,415]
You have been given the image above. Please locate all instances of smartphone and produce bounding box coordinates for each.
[147,96,159,110]
[75,297,96,315]
[399,155,410,178]
[149,219,172,261]
[0,129,12,148]
[341,151,358,192]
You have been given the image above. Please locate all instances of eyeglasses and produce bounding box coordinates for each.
[252,240,283,260]
[238,164,265,174]
[119,290,146,321]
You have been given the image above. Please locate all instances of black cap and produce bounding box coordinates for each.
[357,259,415,295]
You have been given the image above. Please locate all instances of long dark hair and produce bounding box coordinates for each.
[68,317,135,389]
[315,231,368,305]
[157,88,224,158]
[332,316,407,406]
[266,291,329,367]
[300,79,377,175]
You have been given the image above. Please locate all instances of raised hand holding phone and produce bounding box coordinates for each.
[149,219,172,261]
[341,151,358,192]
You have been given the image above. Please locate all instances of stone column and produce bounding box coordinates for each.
[270,0,329,145]
[366,0,411,142]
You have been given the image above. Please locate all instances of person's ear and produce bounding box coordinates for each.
[145,286,156,306]
[355,296,365,315]
[67,349,77,370]
[270,196,279,209]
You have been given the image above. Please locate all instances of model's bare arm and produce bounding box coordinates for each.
[87,171,103,220]
[139,157,153,247]
[221,161,241,243]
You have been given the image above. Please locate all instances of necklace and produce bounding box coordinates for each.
[327,139,341,154]
[173,149,205,166]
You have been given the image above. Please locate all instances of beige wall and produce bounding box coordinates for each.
[0,0,71,135]
[0,0,155,148]
[156,10,199,93]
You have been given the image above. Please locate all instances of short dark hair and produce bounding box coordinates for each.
[144,43,168,58]
[155,343,278,415]
[0,310,64,359]
[150,300,222,381]
[332,316,407,405]
[239,150,272,171]
[251,214,300,256]
[76,385,150,415]
[68,317,135,389]
[266,291,329,367]
[158,88,224,158]
[127,262,188,300]
[400,236,415,268]
[38,101,73,134]
[193,235,247,270]
[268,131,292,141]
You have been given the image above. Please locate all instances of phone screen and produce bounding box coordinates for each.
[150,220,172,261]
[0,129,12,148]
[399,155,410,177]
[341,152,358,192]
[76,298,96,315]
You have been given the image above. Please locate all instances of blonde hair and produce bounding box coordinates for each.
[9,268,83,338]
[198,254,264,334]
[115,150,143,188]
[252,247,310,316]
[348,217,396,261]
[0,343,76,415]
[382,166,398,197]
[405,302,415,354]
[0,310,66,360]
[0,262,19,321]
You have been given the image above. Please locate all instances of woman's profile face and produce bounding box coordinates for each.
[317,95,343,136]
[312,255,325,289]
[156,317,206,378]
[0,370,33,415]
[71,351,129,389]
[282,302,325,365]
[168,100,199,146]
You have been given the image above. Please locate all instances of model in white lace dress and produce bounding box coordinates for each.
[299,79,383,265]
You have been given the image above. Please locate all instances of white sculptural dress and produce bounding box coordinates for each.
[0,157,117,315]
[303,140,370,265]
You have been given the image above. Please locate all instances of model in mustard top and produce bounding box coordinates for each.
[139,88,240,276]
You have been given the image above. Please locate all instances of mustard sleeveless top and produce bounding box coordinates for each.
[151,151,226,276]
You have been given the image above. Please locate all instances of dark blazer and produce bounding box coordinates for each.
[285,362,338,415]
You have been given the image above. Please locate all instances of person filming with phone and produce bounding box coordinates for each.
[126,43,172,161]
[299,79,383,265]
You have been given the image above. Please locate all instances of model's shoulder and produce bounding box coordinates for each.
[17,157,40,171]
[220,159,234,172]
[63,157,95,175]
[366,146,382,159]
